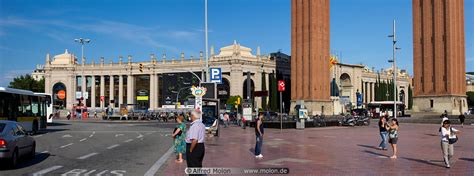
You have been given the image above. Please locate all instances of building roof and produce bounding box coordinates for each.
[216,40,255,58]
[51,49,76,65]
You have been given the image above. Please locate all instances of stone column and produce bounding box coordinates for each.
[371,82,375,102]
[149,74,155,110]
[91,76,96,109]
[81,75,86,100]
[100,75,105,109]
[155,74,160,109]
[119,75,124,107]
[109,75,115,108]
[127,75,134,110]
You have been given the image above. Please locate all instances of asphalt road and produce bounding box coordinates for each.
[0,120,175,176]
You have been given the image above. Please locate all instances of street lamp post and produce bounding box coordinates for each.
[75,38,91,119]
[173,86,192,109]
[388,20,401,118]
[204,0,210,82]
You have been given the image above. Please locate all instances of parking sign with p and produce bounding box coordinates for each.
[210,68,222,84]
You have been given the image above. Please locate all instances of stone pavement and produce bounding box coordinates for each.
[161,122,474,175]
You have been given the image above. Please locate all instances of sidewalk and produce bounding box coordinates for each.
[161,123,474,175]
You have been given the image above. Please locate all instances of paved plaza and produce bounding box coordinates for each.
[162,122,474,175]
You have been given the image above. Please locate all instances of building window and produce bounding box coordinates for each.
[430,99,434,108]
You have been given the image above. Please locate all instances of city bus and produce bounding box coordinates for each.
[34,93,53,123]
[0,87,48,133]
[367,101,405,118]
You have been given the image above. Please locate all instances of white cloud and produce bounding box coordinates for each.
[0,17,199,52]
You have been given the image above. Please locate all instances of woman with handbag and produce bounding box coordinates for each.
[172,115,187,163]
[388,118,399,159]
[440,120,460,168]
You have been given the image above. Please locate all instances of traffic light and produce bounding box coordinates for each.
[139,63,144,72]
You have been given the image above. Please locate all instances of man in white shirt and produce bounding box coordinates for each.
[440,120,460,168]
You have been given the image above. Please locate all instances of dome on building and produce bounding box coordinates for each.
[51,49,76,65]
[217,40,255,58]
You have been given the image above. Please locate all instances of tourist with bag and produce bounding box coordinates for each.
[378,116,389,150]
[388,118,399,159]
[440,120,460,168]
[172,115,186,163]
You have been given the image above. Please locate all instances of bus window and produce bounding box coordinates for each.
[32,96,39,116]
[18,95,33,117]
[0,93,5,118]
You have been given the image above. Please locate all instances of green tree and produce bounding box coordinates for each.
[261,72,267,110]
[8,74,45,92]
[269,73,278,111]
[467,91,474,107]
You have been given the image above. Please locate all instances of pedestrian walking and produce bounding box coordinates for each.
[172,115,187,163]
[224,113,229,128]
[185,110,206,168]
[458,113,466,128]
[440,120,461,168]
[378,116,389,150]
[255,113,264,158]
[388,118,399,159]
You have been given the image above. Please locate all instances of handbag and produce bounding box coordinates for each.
[173,128,182,137]
[448,127,458,144]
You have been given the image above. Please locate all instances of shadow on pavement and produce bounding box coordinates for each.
[0,153,51,170]
[459,158,474,162]
[401,157,446,168]
[35,128,69,135]
[47,122,71,126]
[362,150,387,157]
[424,133,438,137]
[357,144,380,150]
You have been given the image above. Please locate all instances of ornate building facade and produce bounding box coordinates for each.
[43,41,276,111]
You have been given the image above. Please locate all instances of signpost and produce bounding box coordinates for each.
[278,80,285,130]
[209,68,222,84]
[191,86,207,119]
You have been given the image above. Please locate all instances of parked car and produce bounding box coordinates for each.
[0,120,36,168]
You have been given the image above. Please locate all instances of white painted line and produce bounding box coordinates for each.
[89,131,95,138]
[115,134,124,137]
[62,134,72,138]
[32,165,63,176]
[107,144,120,149]
[77,152,98,160]
[124,139,134,143]
[41,151,49,154]
[144,146,174,176]
[137,134,144,138]
[60,143,74,149]
[79,138,87,142]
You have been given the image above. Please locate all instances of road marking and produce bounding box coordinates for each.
[77,152,98,160]
[33,134,43,138]
[89,131,95,138]
[60,143,74,149]
[115,134,124,137]
[144,146,174,176]
[79,138,87,142]
[124,139,134,143]
[41,151,49,154]
[107,144,120,149]
[62,134,72,138]
[32,165,63,176]
[137,134,144,138]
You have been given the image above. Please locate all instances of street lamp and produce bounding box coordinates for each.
[204,0,210,82]
[388,20,401,118]
[75,38,91,119]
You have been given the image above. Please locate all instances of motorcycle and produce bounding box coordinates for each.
[355,115,370,126]
[341,115,356,127]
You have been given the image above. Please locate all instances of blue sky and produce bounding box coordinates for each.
[0,0,473,86]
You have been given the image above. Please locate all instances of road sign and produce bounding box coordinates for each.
[57,90,66,100]
[278,80,286,92]
[209,68,222,84]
